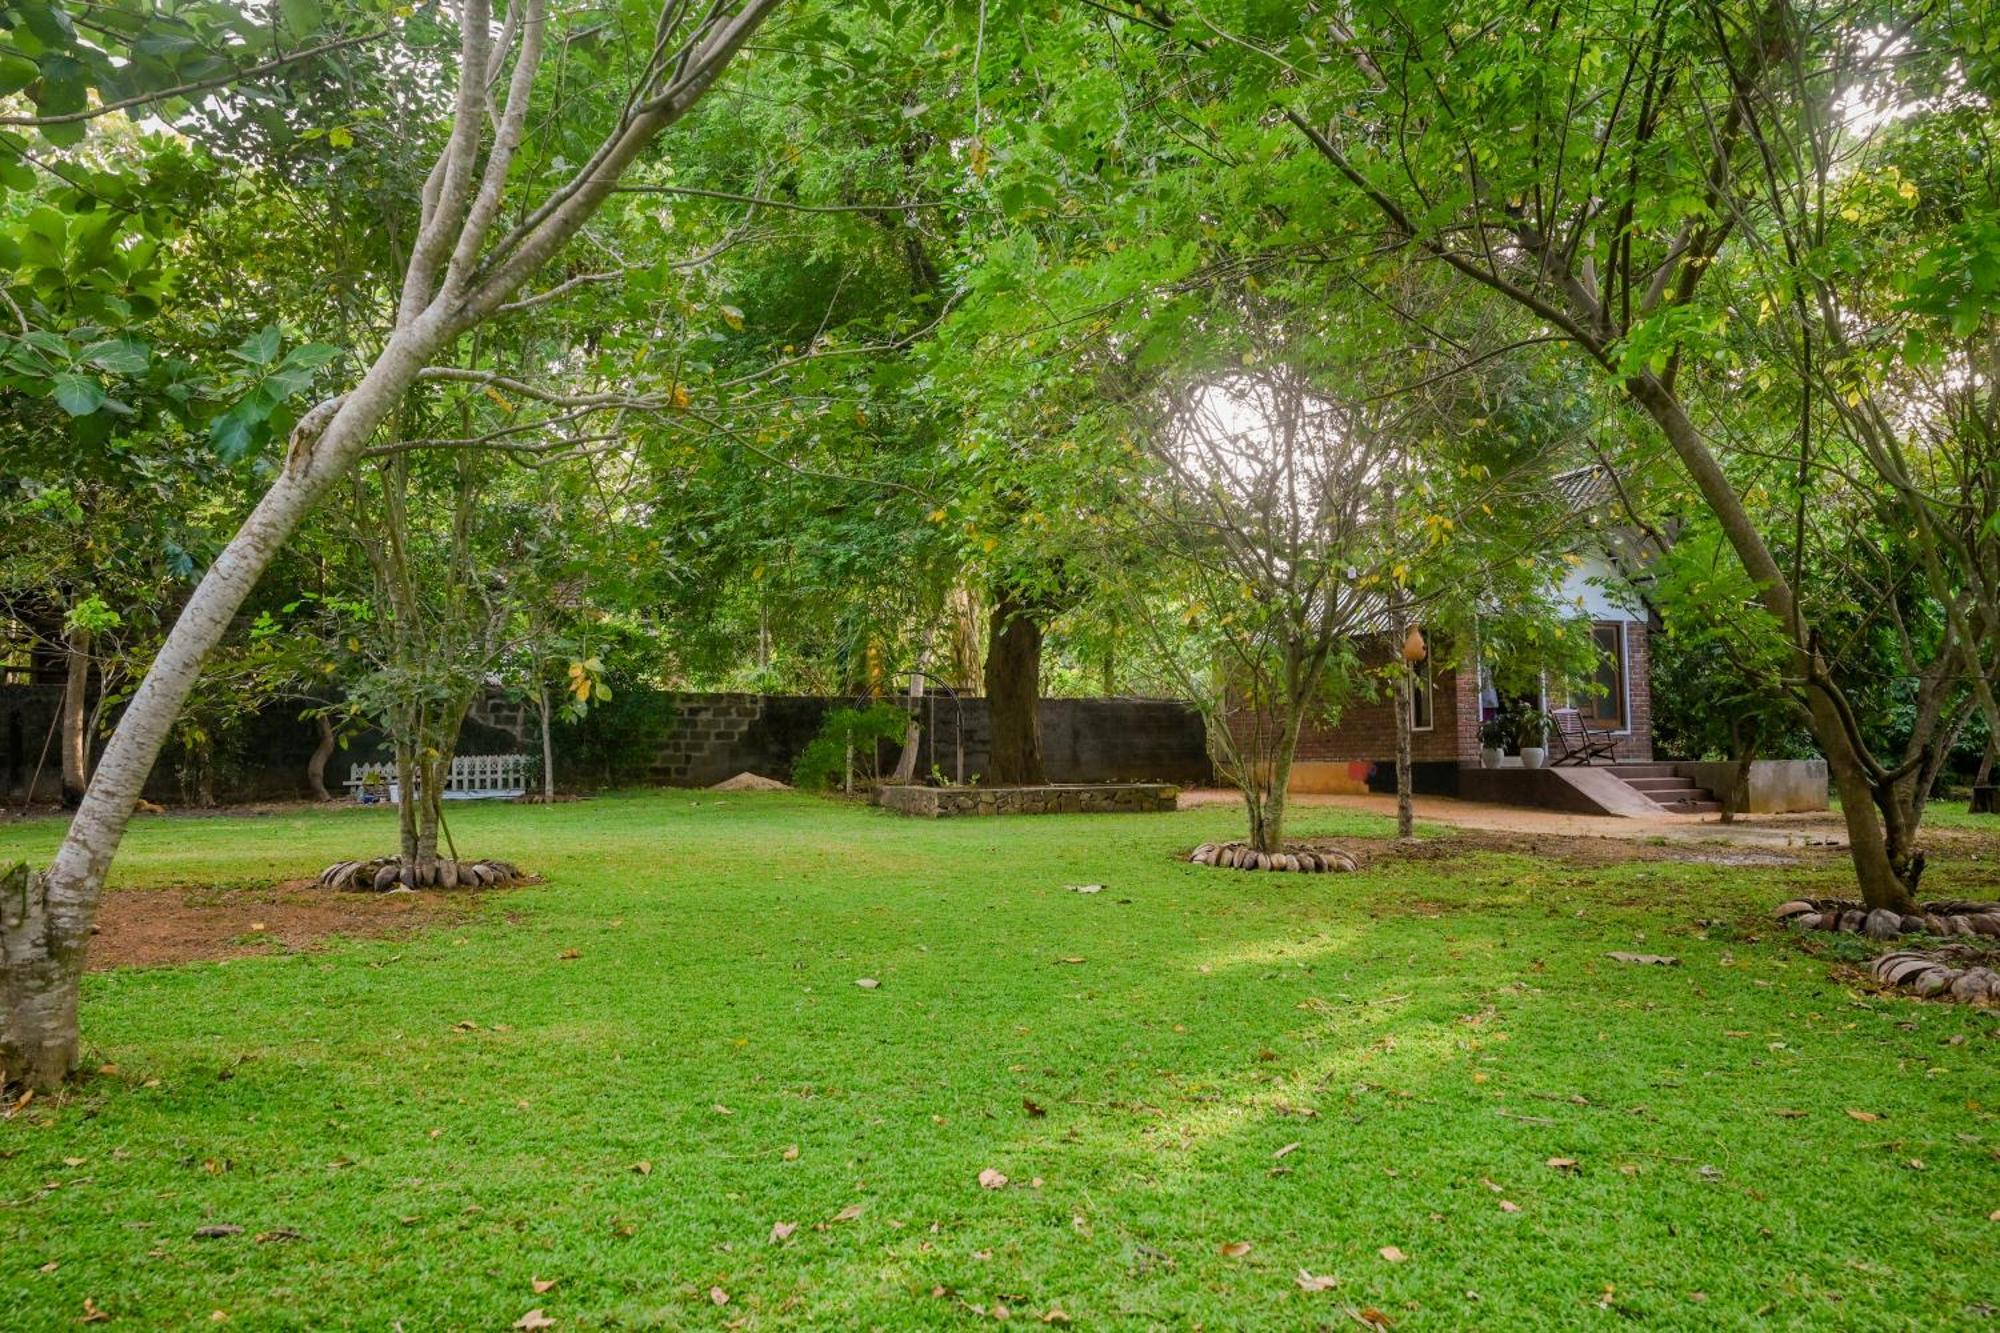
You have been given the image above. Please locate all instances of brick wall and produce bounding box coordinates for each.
[1225,645,1472,768]
[1221,622,1656,770]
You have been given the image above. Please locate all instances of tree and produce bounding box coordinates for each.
[5,0,787,1094]
[1255,0,1991,910]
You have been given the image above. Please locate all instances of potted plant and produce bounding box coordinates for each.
[1514,708,1554,769]
[1477,716,1511,769]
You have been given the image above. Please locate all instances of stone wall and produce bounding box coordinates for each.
[1,684,64,803]
[640,693,1212,789]
[878,782,1180,818]
[0,681,1211,806]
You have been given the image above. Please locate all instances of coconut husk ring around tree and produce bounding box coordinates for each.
[315,857,524,892]
[1866,947,2000,1005]
[1774,897,2000,941]
[1187,843,1360,874]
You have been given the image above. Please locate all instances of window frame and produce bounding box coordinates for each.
[1573,620,1630,734]
[1408,638,1434,733]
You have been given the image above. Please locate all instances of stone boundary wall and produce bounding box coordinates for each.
[0,681,1212,807]
[642,693,1213,790]
[878,783,1180,818]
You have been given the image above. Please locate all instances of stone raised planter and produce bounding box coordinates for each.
[876,783,1179,818]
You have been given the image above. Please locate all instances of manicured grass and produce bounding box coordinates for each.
[2,792,1995,1329]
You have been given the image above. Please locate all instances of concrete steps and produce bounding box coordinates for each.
[1606,764,1721,814]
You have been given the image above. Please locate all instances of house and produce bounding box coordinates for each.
[1225,466,1814,816]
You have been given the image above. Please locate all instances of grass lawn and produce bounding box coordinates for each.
[2,792,1995,1329]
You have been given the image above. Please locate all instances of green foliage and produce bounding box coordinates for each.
[790,701,910,791]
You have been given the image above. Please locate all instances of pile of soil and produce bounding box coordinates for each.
[710,772,791,792]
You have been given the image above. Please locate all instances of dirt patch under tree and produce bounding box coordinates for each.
[86,882,497,970]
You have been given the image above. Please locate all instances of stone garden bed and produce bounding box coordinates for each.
[316,857,525,891]
[1188,842,1360,873]
[877,783,1179,817]
[1775,897,2000,940]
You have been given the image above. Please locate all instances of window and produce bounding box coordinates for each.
[1409,641,1434,732]
[1572,622,1628,731]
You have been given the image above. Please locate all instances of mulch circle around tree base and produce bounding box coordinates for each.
[316,857,525,892]
[1775,897,2000,941]
[1188,843,1360,874]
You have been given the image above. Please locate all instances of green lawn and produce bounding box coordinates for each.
[2,792,1994,1329]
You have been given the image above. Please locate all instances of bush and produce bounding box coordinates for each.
[792,702,911,791]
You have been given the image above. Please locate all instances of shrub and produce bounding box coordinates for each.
[792,702,911,791]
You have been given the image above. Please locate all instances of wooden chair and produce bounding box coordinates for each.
[1551,708,1620,766]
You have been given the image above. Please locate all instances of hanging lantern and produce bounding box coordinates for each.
[1401,624,1428,666]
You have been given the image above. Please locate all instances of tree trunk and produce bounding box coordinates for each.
[539,683,555,803]
[984,592,1045,786]
[1394,666,1414,840]
[6,0,783,1090]
[1,863,75,1095]
[1244,706,1301,853]
[892,659,927,785]
[1627,374,1916,913]
[307,714,337,802]
[59,627,90,809]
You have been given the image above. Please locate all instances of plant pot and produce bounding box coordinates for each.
[1519,747,1547,770]
[1481,747,1504,769]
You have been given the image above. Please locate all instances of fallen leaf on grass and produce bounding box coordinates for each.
[1067,884,1103,894]
[81,1299,110,1325]
[855,977,880,990]
[1377,1246,1406,1263]
[1773,1108,1808,1119]
[193,1225,244,1239]
[1347,1308,1392,1327]
[1295,1270,1340,1292]
[979,1168,1009,1190]
[712,1104,733,1116]
[452,1020,478,1032]
[531,1277,557,1294]
[254,1229,306,1244]
[782,1144,800,1161]
[1022,1098,1047,1118]
[710,1287,729,1306]
[1056,956,1087,965]
[631,1161,652,1176]
[514,1311,554,1331]
[1218,1240,1252,1258]
[38,1261,57,1274]
[1845,1109,1881,1123]
[62,1156,85,1168]
[1273,1142,1300,1160]
[1498,1201,1520,1213]
[1605,952,1679,966]
[1040,1309,1072,1324]
[558,949,581,961]
[1545,1157,1580,1172]
[770,1221,797,1243]
[832,1202,864,1222]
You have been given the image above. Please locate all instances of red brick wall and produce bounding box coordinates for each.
[1221,622,1654,767]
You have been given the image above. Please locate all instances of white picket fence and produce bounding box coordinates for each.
[346,754,529,803]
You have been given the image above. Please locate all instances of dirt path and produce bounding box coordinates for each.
[1180,787,1852,848]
